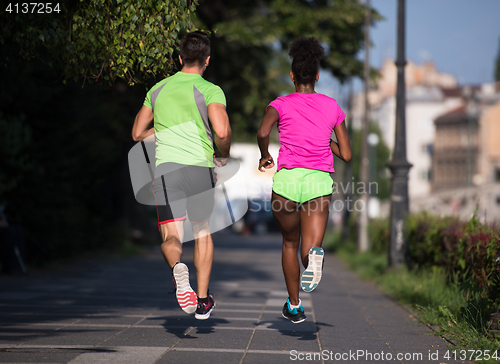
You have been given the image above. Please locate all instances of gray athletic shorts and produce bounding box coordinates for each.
[152,162,216,228]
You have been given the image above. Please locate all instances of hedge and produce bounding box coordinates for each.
[368,212,500,304]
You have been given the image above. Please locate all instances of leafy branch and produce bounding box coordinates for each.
[1,0,198,85]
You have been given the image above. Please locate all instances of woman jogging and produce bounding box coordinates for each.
[257,37,352,324]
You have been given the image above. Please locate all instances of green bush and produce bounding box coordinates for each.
[367,218,390,255]
[446,217,500,306]
[328,212,499,305]
[407,212,461,268]
[369,212,500,330]
[367,212,500,307]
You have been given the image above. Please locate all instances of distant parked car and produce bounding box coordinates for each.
[241,198,278,234]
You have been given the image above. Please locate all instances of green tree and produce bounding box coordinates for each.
[1,0,197,85]
[196,0,381,139]
[0,46,151,265]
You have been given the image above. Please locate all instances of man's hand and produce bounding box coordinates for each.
[213,151,228,167]
[258,154,274,172]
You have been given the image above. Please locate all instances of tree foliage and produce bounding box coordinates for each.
[196,0,381,139]
[210,0,378,81]
[1,0,197,85]
[0,48,148,265]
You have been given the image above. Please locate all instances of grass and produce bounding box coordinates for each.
[325,231,500,362]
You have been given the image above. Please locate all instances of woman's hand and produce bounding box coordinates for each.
[258,155,275,172]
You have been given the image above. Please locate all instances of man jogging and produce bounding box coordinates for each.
[132,32,231,320]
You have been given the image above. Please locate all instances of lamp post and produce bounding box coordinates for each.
[342,78,354,242]
[358,0,371,253]
[368,133,379,194]
[368,132,380,219]
[387,0,412,268]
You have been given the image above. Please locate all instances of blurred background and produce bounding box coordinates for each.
[1,0,499,272]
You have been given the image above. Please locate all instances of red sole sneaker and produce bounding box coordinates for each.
[172,263,197,314]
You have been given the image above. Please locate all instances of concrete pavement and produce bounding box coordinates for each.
[0,233,466,364]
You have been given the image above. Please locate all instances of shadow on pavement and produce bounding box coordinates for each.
[256,319,333,341]
[158,315,230,338]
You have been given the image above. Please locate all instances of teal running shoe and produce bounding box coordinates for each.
[282,298,306,324]
[301,247,324,292]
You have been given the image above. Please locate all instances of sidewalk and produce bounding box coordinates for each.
[0,233,467,364]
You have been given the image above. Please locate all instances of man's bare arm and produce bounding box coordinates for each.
[132,105,154,142]
[208,103,231,158]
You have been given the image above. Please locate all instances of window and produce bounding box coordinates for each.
[421,143,433,155]
[420,169,432,181]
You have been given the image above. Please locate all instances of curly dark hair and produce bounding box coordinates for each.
[289,37,325,85]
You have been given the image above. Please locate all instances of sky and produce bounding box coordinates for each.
[370,0,500,85]
[318,0,500,102]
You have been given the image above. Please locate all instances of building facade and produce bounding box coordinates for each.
[432,105,479,191]
[352,60,462,199]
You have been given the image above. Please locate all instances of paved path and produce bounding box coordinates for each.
[0,233,466,364]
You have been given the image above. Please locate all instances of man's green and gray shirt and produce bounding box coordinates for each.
[144,72,226,169]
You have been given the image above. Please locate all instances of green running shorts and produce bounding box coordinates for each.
[272,168,333,204]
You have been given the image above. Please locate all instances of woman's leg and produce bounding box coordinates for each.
[299,195,331,267]
[271,192,301,306]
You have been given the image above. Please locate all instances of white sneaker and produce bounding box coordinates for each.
[301,247,324,292]
[172,263,197,314]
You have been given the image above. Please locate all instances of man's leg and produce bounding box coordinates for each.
[160,219,198,314]
[185,166,216,299]
[152,168,187,269]
[159,220,185,268]
[192,220,213,299]
[184,166,216,319]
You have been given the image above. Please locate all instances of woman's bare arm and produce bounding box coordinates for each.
[330,121,352,163]
[256,106,279,171]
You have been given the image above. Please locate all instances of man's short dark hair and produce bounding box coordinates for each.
[180,32,211,67]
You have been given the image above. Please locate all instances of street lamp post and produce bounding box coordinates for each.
[342,79,354,242]
[368,133,379,194]
[358,0,371,253]
[368,132,380,219]
[387,0,412,268]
